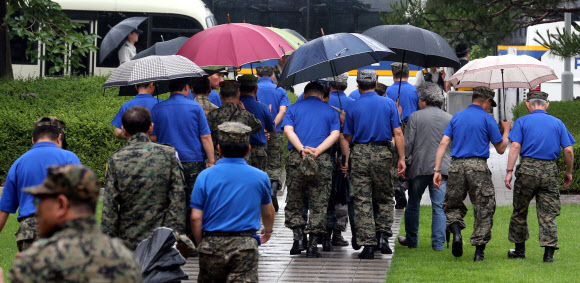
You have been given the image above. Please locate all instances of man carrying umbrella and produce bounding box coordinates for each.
[433,86,511,261]
[504,91,575,263]
[118,29,142,65]
[386,62,420,127]
[111,81,163,139]
[342,69,406,259]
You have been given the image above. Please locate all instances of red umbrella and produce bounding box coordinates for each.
[177,23,295,67]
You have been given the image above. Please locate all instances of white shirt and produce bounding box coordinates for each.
[415,68,441,87]
[118,40,136,65]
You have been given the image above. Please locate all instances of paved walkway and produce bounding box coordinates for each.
[182,192,404,282]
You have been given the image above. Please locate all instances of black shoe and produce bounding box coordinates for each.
[397,236,417,248]
[271,181,280,212]
[543,246,557,263]
[446,229,450,248]
[290,228,306,255]
[352,235,361,250]
[394,182,408,209]
[508,243,526,259]
[322,229,334,251]
[378,233,392,254]
[358,246,375,259]
[331,230,349,246]
[474,244,486,262]
[449,223,463,257]
[307,234,322,258]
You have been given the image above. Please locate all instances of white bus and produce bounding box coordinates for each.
[11,0,216,78]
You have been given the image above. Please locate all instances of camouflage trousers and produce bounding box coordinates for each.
[197,236,259,283]
[16,216,38,252]
[350,143,395,246]
[284,150,332,234]
[248,145,267,171]
[182,161,205,239]
[265,131,284,182]
[509,157,560,247]
[444,158,496,246]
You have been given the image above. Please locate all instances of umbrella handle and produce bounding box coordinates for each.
[396,51,406,101]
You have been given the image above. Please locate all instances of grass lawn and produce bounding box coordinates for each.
[1,202,103,282]
[387,204,580,282]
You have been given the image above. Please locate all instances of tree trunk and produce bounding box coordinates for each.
[0,0,14,79]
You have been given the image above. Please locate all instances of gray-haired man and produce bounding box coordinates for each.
[398,83,452,251]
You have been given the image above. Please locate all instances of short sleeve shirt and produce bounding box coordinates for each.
[190,158,271,232]
[111,94,163,128]
[256,77,290,132]
[151,93,211,162]
[343,91,401,143]
[349,89,361,100]
[208,90,222,107]
[328,91,354,110]
[443,104,503,158]
[509,110,576,160]
[386,81,420,122]
[240,95,275,145]
[281,96,340,150]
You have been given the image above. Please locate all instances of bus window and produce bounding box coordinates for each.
[10,34,38,65]
[151,14,203,30]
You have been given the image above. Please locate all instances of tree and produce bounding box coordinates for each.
[534,21,580,57]
[1,0,99,79]
[382,0,580,56]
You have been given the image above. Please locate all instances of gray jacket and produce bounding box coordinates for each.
[404,106,452,180]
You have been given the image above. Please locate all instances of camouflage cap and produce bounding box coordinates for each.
[299,154,319,177]
[473,86,497,107]
[391,62,409,75]
[24,165,99,204]
[34,116,66,131]
[256,66,274,74]
[237,74,258,87]
[218,122,251,144]
[326,72,349,84]
[356,69,378,83]
[527,90,548,101]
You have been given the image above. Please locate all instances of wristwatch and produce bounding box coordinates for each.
[433,168,441,173]
[300,147,305,154]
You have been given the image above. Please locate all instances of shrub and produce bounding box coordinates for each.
[512,101,580,192]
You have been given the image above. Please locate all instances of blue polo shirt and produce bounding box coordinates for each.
[256,77,290,132]
[386,81,420,122]
[349,89,361,100]
[443,104,503,158]
[208,90,222,107]
[240,95,275,145]
[509,110,576,160]
[151,93,211,162]
[344,91,401,143]
[0,142,81,220]
[111,94,163,128]
[281,96,340,150]
[190,158,271,232]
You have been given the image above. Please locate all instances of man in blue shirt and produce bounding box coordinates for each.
[191,122,275,282]
[282,81,340,257]
[256,66,291,203]
[349,89,361,100]
[0,117,81,251]
[386,63,420,126]
[111,82,162,139]
[342,69,406,259]
[504,91,575,263]
[433,86,511,261]
[296,73,355,111]
[151,77,215,241]
[206,69,226,107]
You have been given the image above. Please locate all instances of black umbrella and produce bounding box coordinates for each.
[363,24,460,101]
[283,28,308,42]
[132,37,189,60]
[135,227,189,283]
[99,17,147,64]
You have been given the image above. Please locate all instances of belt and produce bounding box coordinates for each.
[203,230,255,237]
[451,157,486,161]
[352,141,391,147]
[17,215,35,223]
[251,143,265,147]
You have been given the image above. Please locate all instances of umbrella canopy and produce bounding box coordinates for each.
[132,37,189,60]
[277,33,394,87]
[99,17,147,64]
[135,227,189,283]
[176,23,295,67]
[103,55,207,88]
[283,28,308,42]
[363,24,460,68]
[448,54,557,89]
[266,27,306,54]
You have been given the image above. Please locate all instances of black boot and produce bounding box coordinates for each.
[508,243,526,259]
[449,222,463,257]
[307,234,322,258]
[358,246,375,259]
[332,230,349,246]
[290,228,306,255]
[378,232,393,254]
[394,181,408,209]
[543,246,557,263]
[271,181,279,212]
[322,229,334,251]
[446,228,450,248]
[474,244,486,262]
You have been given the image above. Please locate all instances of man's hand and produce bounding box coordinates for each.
[260,230,272,243]
[397,159,406,178]
[340,160,349,177]
[206,161,215,168]
[433,172,442,189]
[501,120,512,133]
[564,172,573,188]
[302,146,315,157]
[237,100,245,110]
[505,172,513,190]
[339,110,345,125]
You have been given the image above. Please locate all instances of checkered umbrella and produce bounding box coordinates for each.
[103,55,206,88]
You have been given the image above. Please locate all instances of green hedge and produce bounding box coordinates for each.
[512,101,580,192]
[0,76,170,184]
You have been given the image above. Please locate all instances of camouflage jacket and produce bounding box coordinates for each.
[10,216,142,282]
[102,132,186,250]
[207,102,262,149]
[195,95,219,119]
